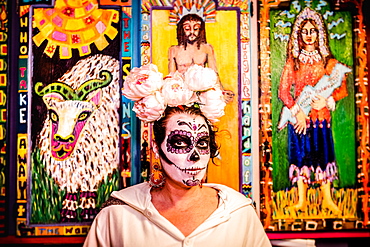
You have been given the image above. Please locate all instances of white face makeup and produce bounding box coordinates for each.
[159,113,211,187]
[183,20,201,42]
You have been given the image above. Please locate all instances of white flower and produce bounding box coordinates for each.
[123,64,163,100]
[198,89,226,123]
[184,64,218,91]
[162,71,195,107]
[132,91,166,123]
[123,64,226,124]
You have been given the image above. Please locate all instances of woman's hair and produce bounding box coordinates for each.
[177,14,207,50]
[153,106,219,158]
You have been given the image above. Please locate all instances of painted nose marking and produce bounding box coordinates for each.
[189,150,200,162]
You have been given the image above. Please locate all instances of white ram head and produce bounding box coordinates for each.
[35,55,120,194]
[35,71,110,160]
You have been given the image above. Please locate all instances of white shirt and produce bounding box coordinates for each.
[83,182,271,247]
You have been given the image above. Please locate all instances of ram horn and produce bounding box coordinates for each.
[76,70,113,100]
[34,81,77,100]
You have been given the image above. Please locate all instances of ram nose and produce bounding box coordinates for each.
[54,134,75,143]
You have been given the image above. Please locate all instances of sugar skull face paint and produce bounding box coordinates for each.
[159,113,210,187]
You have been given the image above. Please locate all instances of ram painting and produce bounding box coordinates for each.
[31,54,121,223]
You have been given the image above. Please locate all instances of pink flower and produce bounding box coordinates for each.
[198,89,226,123]
[184,64,218,91]
[162,71,195,107]
[132,92,166,123]
[123,64,163,100]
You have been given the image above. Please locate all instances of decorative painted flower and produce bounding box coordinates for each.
[123,64,163,100]
[184,64,218,91]
[132,91,166,123]
[162,71,195,107]
[198,89,226,123]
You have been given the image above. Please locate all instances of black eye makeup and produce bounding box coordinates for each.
[166,130,194,154]
[195,132,210,155]
[166,130,210,155]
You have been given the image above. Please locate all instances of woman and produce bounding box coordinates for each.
[83,65,271,246]
[278,7,350,213]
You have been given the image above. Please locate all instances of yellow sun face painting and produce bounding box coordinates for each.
[32,0,119,58]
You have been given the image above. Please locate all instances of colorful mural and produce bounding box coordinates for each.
[32,54,121,223]
[142,0,255,198]
[0,0,7,236]
[5,0,367,240]
[17,3,30,236]
[14,0,133,236]
[121,8,134,188]
[260,0,369,231]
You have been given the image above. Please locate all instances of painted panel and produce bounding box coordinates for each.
[15,0,134,236]
[140,0,256,198]
[30,0,121,225]
[0,0,7,236]
[260,0,369,232]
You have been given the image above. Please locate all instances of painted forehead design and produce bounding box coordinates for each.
[177,119,207,132]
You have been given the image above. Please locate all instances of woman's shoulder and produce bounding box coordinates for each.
[112,182,150,196]
[205,183,253,207]
[100,196,127,211]
[101,182,151,211]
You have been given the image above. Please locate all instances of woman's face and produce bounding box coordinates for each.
[301,21,317,45]
[159,112,211,187]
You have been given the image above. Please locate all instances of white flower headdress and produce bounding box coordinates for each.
[122,64,226,123]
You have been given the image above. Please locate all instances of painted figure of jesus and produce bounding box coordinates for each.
[168,13,234,103]
[168,13,216,74]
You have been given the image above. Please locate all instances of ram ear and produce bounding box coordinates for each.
[86,88,102,106]
[42,93,65,108]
